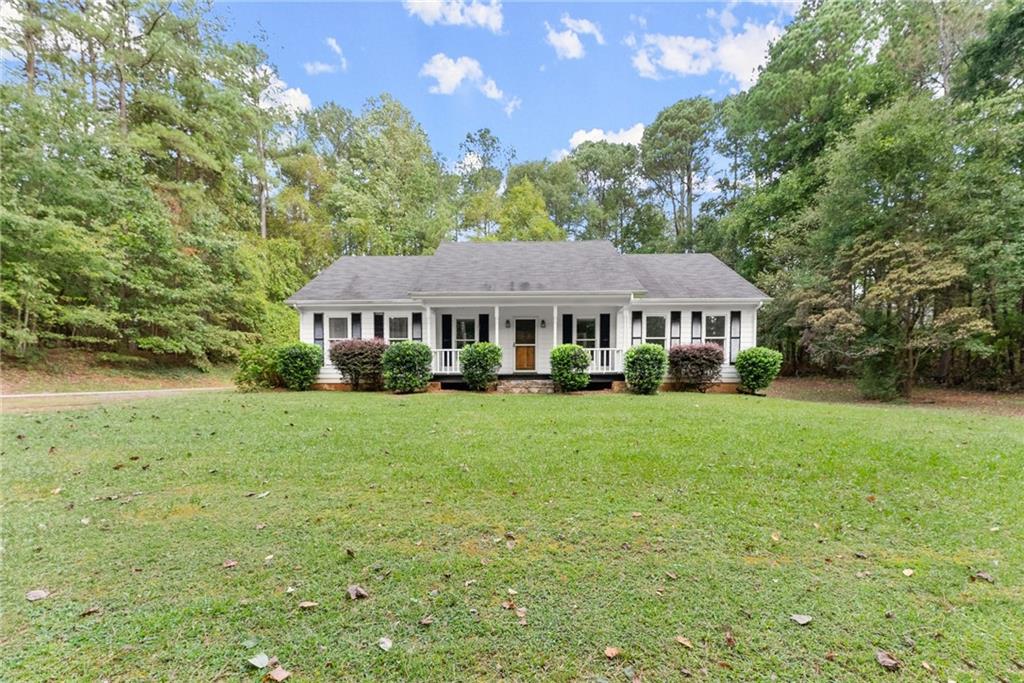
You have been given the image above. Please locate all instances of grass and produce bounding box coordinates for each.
[2,392,1022,681]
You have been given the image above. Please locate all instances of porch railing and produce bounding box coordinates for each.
[586,347,623,373]
[432,348,462,374]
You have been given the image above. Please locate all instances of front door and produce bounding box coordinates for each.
[514,319,536,371]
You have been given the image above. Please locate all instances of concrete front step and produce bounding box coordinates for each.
[495,378,555,394]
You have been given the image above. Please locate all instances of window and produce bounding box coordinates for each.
[690,311,702,343]
[328,317,348,340]
[455,318,476,348]
[729,311,741,363]
[705,315,726,349]
[389,316,409,342]
[631,311,642,345]
[645,315,666,347]
[313,313,324,350]
[670,311,682,347]
[575,318,596,348]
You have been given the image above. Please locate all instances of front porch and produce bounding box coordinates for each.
[422,303,627,376]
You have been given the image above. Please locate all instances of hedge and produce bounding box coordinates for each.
[550,344,591,392]
[460,342,502,391]
[275,342,324,391]
[329,338,387,390]
[381,341,433,394]
[624,343,668,394]
[668,343,723,392]
[735,346,783,394]
[234,344,281,392]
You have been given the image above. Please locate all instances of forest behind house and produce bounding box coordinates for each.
[2,0,1022,398]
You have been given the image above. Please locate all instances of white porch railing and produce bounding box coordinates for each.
[586,347,623,373]
[432,348,462,374]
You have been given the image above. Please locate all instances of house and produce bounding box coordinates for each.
[285,241,769,385]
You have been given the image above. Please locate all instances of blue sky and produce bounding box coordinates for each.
[216,1,798,165]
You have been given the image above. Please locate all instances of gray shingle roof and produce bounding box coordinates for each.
[286,242,768,303]
[623,253,769,299]
[286,256,429,302]
[412,241,643,293]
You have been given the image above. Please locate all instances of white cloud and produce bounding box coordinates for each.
[455,151,483,175]
[545,14,604,60]
[260,71,312,115]
[568,122,645,148]
[325,37,349,71]
[503,96,522,117]
[304,61,337,75]
[629,13,648,29]
[419,53,520,114]
[403,0,503,33]
[545,23,584,59]
[629,20,781,90]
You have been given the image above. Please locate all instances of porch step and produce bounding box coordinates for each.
[495,378,555,394]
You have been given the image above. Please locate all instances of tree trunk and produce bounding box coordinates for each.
[23,0,41,95]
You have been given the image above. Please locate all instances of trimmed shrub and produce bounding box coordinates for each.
[330,338,387,390]
[735,346,783,394]
[275,342,323,391]
[624,343,668,395]
[550,344,591,392]
[460,342,502,391]
[234,344,281,391]
[668,343,723,392]
[382,341,433,394]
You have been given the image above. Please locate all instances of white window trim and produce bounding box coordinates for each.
[455,317,477,348]
[387,314,410,343]
[327,315,350,345]
[700,311,729,359]
[574,317,597,348]
[643,314,667,347]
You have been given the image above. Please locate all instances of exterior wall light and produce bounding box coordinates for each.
[540,319,546,328]
[505,319,511,328]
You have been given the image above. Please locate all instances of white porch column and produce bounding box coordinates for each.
[552,304,559,349]
[617,306,627,348]
[493,305,500,349]
[424,306,433,348]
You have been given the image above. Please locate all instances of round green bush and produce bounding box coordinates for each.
[381,341,433,394]
[275,342,323,391]
[459,342,502,391]
[330,338,387,390]
[550,344,591,392]
[624,343,668,395]
[234,344,281,392]
[735,346,783,394]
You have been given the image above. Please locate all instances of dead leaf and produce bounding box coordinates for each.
[631,512,642,519]
[248,653,270,669]
[347,584,368,600]
[255,523,267,530]
[665,571,678,581]
[79,606,101,617]
[675,636,693,649]
[265,666,290,681]
[875,650,901,671]
[604,646,621,659]
[825,652,836,662]
[854,551,868,559]
[378,637,392,652]
[25,589,49,602]
[298,601,318,610]
[971,571,994,583]
[345,548,355,559]
[791,614,813,626]
[500,600,514,610]
[256,491,270,499]
[222,560,238,569]
[922,661,934,672]
[866,494,876,503]
[419,615,434,626]
[770,531,781,542]
[515,607,527,618]
[680,668,693,677]
[51,487,62,495]
[724,630,736,647]
[902,568,914,577]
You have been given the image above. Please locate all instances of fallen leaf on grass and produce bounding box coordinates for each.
[378,637,392,652]
[922,661,935,672]
[51,487,62,495]
[791,614,813,626]
[970,571,994,583]
[825,652,836,662]
[770,531,781,542]
[902,568,914,577]
[255,523,267,530]
[298,601,318,610]
[604,647,621,659]
[665,571,678,581]
[25,589,49,602]
[265,665,290,681]
[248,653,270,669]
[347,584,368,600]
[631,512,642,519]
[419,615,434,626]
[875,650,901,671]
[222,560,238,569]
[724,630,736,647]
[80,606,101,617]
[674,636,693,649]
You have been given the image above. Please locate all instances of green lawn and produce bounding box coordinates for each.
[2,392,1022,681]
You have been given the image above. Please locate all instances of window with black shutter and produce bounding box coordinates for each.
[670,311,682,347]
[313,313,324,350]
[412,312,423,342]
[351,313,362,339]
[373,312,384,339]
[729,311,741,363]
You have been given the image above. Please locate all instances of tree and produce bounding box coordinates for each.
[506,159,586,235]
[640,96,715,245]
[493,179,565,241]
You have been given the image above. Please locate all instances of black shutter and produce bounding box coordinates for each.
[670,311,682,347]
[599,314,610,348]
[631,311,643,345]
[729,311,741,363]
[412,312,423,342]
[313,313,324,350]
[562,313,573,344]
[373,312,384,339]
[478,313,489,343]
[351,313,362,339]
[441,314,453,349]
[690,311,702,344]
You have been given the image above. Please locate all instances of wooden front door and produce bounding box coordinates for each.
[514,319,536,371]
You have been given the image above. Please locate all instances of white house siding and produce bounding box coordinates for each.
[299,305,424,382]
